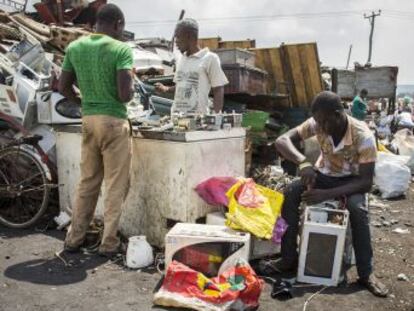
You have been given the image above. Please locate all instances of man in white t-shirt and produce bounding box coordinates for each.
[155,18,228,114]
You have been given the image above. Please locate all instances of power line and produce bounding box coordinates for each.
[125,9,414,27]
[126,10,363,26]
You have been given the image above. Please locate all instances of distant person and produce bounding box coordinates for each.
[396,106,414,129]
[155,18,228,115]
[58,4,134,257]
[351,89,368,121]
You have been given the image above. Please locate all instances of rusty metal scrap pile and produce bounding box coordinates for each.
[0,10,91,57]
[251,165,297,192]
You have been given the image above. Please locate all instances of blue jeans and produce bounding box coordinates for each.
[281,172,373,279]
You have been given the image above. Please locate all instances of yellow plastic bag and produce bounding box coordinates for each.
[225,179,284,239]
[377,142,390,153]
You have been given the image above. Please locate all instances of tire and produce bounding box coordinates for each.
[0,147,50,228]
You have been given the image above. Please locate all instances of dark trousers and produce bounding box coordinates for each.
[281,172,373,279]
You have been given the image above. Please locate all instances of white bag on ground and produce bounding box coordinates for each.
[374,152,411,199]
[393,129,414,173]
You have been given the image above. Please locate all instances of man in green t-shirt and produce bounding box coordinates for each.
[351,89,368,121]
[58,4,134,257]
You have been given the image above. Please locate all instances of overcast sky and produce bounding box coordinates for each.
[3,0,414,84]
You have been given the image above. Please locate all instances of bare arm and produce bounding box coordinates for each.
[154,83,175,94]
[117,69,134,103]
[212,86,224,113]
[58,70,80,105]
[275,128,307,164]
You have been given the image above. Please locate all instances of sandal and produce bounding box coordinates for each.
[358,275,389,297]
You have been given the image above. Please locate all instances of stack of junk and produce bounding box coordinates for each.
[0,4,391,311]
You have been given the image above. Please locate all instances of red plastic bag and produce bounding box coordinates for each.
[195,177,238,206]
[153,260,263,311]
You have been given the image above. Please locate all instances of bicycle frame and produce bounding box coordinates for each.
[0,111,57,182]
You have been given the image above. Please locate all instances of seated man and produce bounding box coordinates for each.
[275,91,388,297]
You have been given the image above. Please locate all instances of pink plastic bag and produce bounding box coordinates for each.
[195,177,238,206]
[272,217,288,244]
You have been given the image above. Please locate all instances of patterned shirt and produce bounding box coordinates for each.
[297,115,377,177]
[62,34,133,119]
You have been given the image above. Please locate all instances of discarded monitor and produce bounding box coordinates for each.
[297,204,349,286]
[165,223,250,277]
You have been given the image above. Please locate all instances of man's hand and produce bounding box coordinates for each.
[154,82,169,93]
[299,166,316,188]
[302,189,330,204]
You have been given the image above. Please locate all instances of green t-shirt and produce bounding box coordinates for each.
[62,34,133,119]
[351,95,367,121]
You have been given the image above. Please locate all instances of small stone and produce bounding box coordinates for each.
[397,273,409,281]
[392,228,410,234]
[382,221,391,227]
[390,219,399,225]
[48,268,53,273]
[372,221,382,227]
[389,294,395,299]
[404,222,413,227]
[51,287,57,290]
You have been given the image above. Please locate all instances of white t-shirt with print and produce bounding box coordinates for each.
[172,48,228,114]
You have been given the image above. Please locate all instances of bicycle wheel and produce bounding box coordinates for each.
[0,147,50,228]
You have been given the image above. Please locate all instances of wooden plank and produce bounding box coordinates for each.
[253,49,273,92]
[305,43,323,98]
[298,45,313,105]
[274,42,324,107]
[284,44,307,107]
[199,37,221,50]
[219,39,256,49]
[250,47,286,94]
[279,45,294,107]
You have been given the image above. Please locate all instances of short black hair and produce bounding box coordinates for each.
[96,4,124,25]
[311,91,344,114]
[176,18,199,38]
[360,88,368,96]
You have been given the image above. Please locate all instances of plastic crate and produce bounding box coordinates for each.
[242,110,269,131]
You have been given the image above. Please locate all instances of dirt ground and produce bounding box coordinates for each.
[1,189,413,311]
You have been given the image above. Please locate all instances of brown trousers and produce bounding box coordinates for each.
[65,115,132,252]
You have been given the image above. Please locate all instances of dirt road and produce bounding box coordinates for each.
[1,192,413,311]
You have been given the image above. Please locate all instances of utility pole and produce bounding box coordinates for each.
[364,10,381,64]
[346,44,352,69]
